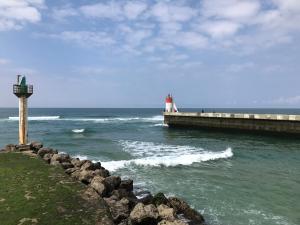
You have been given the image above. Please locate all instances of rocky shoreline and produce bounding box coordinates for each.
[1,142,205,225]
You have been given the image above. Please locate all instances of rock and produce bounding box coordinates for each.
[43,153,52,164]
[82,187,101,201]
[136,191,153,205]
[70,169,81,180]
[157,204,175,221]
[111,188,133,200]
[71,158,86,168]
[5,144,16,152]
[95,168,110,178]
[90,176,106,196]
[61,162,74,170]
[30,141,43,152]
[78,169,95,184]
[37,148,58,158]
[104,176,121,192]
[152,192,169,206]
[81,160,101,171]
[16,144,31,152]
[158,220,188,225]
[168,197,205,225]
[129,203,159,225]
[120,179,133,192]
[65,167,78,175]
[105,196,130,223]
[51,153,71,163]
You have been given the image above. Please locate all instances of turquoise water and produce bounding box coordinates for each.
[0,108,299,225]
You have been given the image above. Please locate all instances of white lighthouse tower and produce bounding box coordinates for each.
[165,94,173,112]
[165,94,178,112]
[13,75,33,145]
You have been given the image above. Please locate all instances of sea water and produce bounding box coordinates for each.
[0,108,299,225]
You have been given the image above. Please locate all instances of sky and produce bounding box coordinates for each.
[0,0,300,108]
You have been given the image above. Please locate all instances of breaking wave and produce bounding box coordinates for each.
[8,116,60,121]
[72,129,85,133]
[7,115,163,123]
[101,141,233,171]
[102,148,232,171]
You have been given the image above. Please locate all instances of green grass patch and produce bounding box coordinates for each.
[0,152,110,225]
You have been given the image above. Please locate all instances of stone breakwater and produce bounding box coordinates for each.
[1,142,205,225]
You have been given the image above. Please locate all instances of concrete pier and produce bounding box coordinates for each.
[164,112,300,134]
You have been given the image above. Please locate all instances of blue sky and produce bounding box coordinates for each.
[0,0,300,108]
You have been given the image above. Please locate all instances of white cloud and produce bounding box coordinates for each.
[124,2,147,19]
[202,0,260,21]
[272,0,300,12]
[199,20,241,38]
[80,2,122,20]
[171,32,208,49]
[51,31,115,47]
[0,0,44,31]
[52,6,78,21]
[150,2,197,23]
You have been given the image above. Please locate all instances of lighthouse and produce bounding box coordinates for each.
[165,94,178,112]
[13,75,33,145]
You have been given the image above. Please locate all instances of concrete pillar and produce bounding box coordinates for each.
[19,96,28,144]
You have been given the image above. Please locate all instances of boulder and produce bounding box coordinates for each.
[81,161,101,171]
[168,197,205,225]
[129,203,159,225]
[120,179,133,192]
[37,148,58,158]
[157,204,175,221]
[104,176,121,192]
[82,187,101,201]
[158,220,188,225]
[5,144,16,152]
[136,190,153,205]
[51,153,71,163]
[30,141,43,152]
[152,192,169,206]
[43,153,52,164]
[61,162,74,170]
[71,158,86,168]
[95,168,110,178]
[105,196,130,223]
[111,188,133,200]
[90,176,106,196]
[65,167,78,175]
[78,169,96,184]
[16,144,31,152]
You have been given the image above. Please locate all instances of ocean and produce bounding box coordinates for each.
[0,108,299,225]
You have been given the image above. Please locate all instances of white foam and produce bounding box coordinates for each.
[141,115,164,122]
[151,123,168,127]
[102,148,232,171]
[102,140,233,171]
[7,115,163,123]
[119,140,204,157]
[8,116,60,121]
[73,154,88,160]
[72,129,85,133]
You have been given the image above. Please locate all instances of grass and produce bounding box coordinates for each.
[0,152,111,225]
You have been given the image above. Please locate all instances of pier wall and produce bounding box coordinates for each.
[164,112,300,134]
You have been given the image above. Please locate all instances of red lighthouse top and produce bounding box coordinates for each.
[166,94,173,103]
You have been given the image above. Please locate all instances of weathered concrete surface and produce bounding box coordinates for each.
[164,112,300,134]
